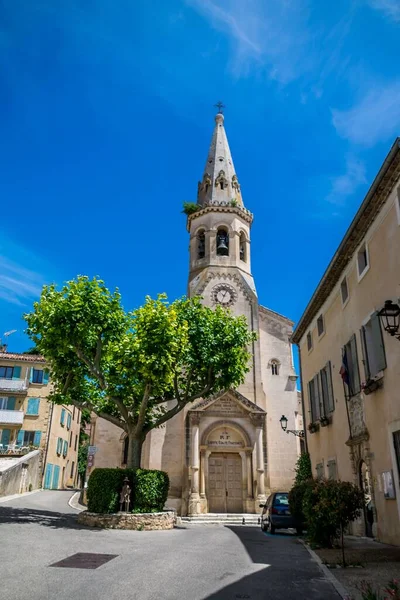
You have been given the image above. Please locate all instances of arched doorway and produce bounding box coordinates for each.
[360,461,374,537]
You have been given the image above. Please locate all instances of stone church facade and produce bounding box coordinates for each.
[90,111,301,515]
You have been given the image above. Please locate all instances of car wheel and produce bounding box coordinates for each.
[269,522,276,534]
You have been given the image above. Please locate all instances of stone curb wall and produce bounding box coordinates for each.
[77,510,176,530]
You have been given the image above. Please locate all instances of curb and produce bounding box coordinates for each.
[298,538,350,599]
[68,491,86,512]
[0,488,41,504]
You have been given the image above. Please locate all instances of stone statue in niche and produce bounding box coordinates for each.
[215,170,228,190]
[202,173,212,193]
[119,476,131,512]
[232,174,241,192]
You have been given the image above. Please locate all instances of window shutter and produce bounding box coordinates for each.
[29,368,33,383]
[67,414,71,430]
[1,429,11,446]
[43,370,49,385]
[308,381,314,421]
[17,430,24,445]
[27,399,34,415]
[325,362,335,413]
[371,311,387,373]
[63,440,68,456]
[314,374,321,421]
[12,366,21,380]
[350,334,361,394]
[7,397,16,410]
[57,438,62,454]
[33,431,41,447]
[44,464,53,489]
[60,408,65,426]
[360,326,370,380]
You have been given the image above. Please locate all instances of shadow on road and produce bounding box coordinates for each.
[202,526,339,600]
[0,506,98,531]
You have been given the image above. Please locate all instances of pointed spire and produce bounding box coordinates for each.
[197,112,244,208]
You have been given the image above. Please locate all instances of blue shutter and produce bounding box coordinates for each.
[33,431,42,446]
[7,397,16,410]
[12,366,21,380]
[67,413,72,429]
[43,370,49,384]
[26,398,39,415]
[63,440,68,456]
[1,429,11,447]
[44,464,53,488]
[17,430,24,445]
[52,465,60,489]
[57,438,61,454]
[60,408,65,426]
[29,368,33,383]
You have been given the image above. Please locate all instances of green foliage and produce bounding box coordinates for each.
[230,198,238,207]
[294,452,313,485]
[288,479,315,526]
[23,347,41,355]
[134,469,169,512]
[78,442,89,479]
[87,468,135,514]
[24,277,255,468]
[302,479,365,547]
[182,202,200,215]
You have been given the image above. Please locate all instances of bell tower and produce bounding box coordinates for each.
[187,110,264,405]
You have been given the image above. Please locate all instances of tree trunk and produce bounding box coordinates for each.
[127,432,144,470]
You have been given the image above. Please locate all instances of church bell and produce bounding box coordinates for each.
[217,237,229,256]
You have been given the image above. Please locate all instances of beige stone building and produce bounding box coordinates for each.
[0,351,81,489]
[91,111,301,515]
[292,138,400,545]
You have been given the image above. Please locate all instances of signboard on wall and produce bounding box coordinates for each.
[382,470,396,499]
[207,427,244,448]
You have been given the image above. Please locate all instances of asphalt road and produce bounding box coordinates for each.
[0,491,340,600]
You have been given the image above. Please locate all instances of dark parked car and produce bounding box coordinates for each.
[260,492,301,534]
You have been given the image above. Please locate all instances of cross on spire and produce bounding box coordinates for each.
[214,101,225,114]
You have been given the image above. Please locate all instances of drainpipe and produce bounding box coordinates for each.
[296,343,308,454]
[250,302,257,405]
[42,402,54,483]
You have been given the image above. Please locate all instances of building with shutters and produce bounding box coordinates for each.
[292,138,400,545]
[0,351,81,490]
[90,110,302,516]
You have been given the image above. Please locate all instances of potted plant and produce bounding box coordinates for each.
[320,416,331,427]
[308,422,319,434]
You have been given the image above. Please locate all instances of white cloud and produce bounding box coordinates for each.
[368,0,400,22]
[0,256,44,306]
[326,156,367,205]
[186,0,314,83]
[332,81,400,146]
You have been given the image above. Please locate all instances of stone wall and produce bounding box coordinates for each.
[0,450,42,496]
[78,510,176,530]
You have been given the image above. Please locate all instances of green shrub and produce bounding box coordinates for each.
[134,469,169,512]
[182,202,200,216]
[87,468,135,514]
[294,452,313,485]
[302,479,364,547]
[288,479,315,527]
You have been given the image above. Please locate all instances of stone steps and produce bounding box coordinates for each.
[180,513,261,526]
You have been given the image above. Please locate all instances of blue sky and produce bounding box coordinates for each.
[0,0,399,353]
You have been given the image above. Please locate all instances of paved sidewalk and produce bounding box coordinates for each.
[314,536,400,600]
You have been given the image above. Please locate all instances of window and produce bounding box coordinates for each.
[0,366,13,379]
[327,459,337,480]
[74,434,78,451]
[361,312,387,381]
[71,461,75,478]
[316,463,324,480]
[197,230,205,259]
[26,398,40,416]
[60,408,66,426]
[342,335,361,397]
[0,397,16,410]
[270,360,280,375]
[17,430,41,446]
[216,228,229,256]
[63,440,68,457]
[56,437,63,455]
[69,431,73,447]
[308,376,320,422]
[31,369,44,384]
[317,314,324,336]
[393,431,400,481]
[307,332,313,351]
[319,362,335,414]
[67,413,72,430]
[341,277,349,304]
[357,243,369,278]
[239,232,246,262]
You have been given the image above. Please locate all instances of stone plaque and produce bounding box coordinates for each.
[206,397,246,417]
[207,427,244,448]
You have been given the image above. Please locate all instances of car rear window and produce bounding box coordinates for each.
[273,493,289,506]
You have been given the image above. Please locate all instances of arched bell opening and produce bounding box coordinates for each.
[216,228,229,256]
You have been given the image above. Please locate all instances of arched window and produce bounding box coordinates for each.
[197,230,205,259]
[239,232,246,262]
[123,436,129,465]
[216,228,229,256]
[269,359,280,375]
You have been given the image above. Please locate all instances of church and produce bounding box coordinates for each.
[90,110,302,515]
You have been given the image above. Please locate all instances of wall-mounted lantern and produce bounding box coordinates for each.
[279,414,304,438]
[378,300,400,340]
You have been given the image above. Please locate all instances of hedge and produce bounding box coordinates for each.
[87,468,135,514]
[87,467,169,514]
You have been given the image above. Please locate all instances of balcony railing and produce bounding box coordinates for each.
[0,378,28,393]
[0,409,24,425]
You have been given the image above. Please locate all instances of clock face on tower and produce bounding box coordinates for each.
[211,283,237,307]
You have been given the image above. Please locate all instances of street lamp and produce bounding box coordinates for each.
[279,414,304,438]
[378,300,400,340]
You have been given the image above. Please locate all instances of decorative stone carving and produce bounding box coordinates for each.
[211,283,237,307]
[347,394,367,438]
[202,173,212,192]
[197,272,252,302]
[215,170,228,189]
[232,174,241,192]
